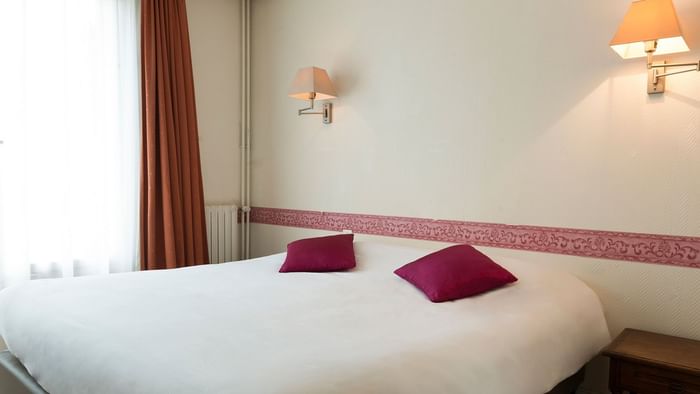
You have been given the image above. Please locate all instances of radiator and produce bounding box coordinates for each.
[205,205,240,263]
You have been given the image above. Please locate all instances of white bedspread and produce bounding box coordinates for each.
[0,242,609,394]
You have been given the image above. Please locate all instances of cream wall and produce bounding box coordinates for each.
[250,0,700,392]
[187,0,242,205]
[251,0,700,235]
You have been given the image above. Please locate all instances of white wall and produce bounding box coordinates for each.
[250,1,700,391]
[187,0,241,205]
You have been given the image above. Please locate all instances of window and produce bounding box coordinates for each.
[0,0,140,287]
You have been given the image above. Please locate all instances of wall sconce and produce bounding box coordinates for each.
[610,0,699,94]
[288,67,337,124]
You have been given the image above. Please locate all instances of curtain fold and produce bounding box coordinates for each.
[140,0,209,270]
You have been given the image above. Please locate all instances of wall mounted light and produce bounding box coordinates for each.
[610,0,699,94]
[288,67,337,124]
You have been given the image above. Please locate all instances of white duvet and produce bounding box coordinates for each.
[0,242,609,394]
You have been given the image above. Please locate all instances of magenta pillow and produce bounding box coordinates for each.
[279,234,356,273]
[394,244,517,302]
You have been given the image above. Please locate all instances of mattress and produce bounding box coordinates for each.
[0,241,610,394]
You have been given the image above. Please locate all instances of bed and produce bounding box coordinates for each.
[0,241,610,394]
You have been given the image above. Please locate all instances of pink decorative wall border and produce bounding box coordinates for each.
[250,207,700,268]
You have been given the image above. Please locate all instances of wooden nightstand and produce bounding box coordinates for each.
[603,328,700,394]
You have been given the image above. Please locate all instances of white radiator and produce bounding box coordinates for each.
[205,205,240,263]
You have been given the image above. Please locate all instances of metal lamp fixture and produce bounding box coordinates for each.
[610,0,699,94]
[288,67,337,124]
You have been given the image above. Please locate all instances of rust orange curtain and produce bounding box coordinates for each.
[140,0,209,270]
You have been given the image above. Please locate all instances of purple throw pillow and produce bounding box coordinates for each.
[394,244,517,302]
[279,234,356,273]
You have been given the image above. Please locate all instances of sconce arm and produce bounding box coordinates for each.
[298,110,325,115]
[649,60,700,79]
[648,60,700,88]
[298,99,324,116]
[296,98,333,124]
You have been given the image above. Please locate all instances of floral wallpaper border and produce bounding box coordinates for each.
[251,207,700,268]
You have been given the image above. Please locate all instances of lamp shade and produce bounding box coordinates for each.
[288,67,337,100]
[610,0,689,59]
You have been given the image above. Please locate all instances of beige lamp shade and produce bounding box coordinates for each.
[288,67,337,100]
[610,0,689,59]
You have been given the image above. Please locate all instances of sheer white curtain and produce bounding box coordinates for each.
[0,0,140,288]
